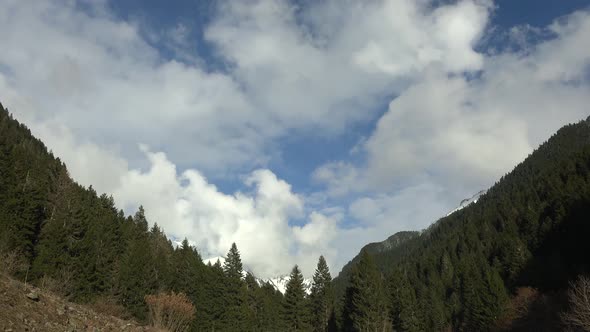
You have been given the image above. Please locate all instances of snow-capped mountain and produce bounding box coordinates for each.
[446,189,486,216]
[203,256,225,266]
[203,256,312,294]
[258,275,312,295]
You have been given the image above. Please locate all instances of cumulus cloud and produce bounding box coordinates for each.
[111,148,342,278]
[205,0,492,132]
[363,11,590,192]
[0,0,268,173]
[317,9,590,197]
[350,0,490,74]
[114,147,303,277]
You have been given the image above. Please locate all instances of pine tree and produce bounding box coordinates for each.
[170,239,208,330]
[222,242,248,331]
[342,250,389,332]
[118,230,155,319]
[259,281,285,331]
[388,269,423,332]
[283,265,311,331]
[202,259,227,331]
[245,272,261,330]
[224,242,244,279]
[310,256,334,332]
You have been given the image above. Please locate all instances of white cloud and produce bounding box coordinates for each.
[317,9,590,198]
[205,0,492,132]
[0,0,493,175]
[293,212,339,247]
[312,161,362,197]
[0,0,268,173]
[349,183,448,228]
[351,0,490,74]
[111,148,341,278]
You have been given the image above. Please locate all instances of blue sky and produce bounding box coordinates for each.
[1,0,589,277]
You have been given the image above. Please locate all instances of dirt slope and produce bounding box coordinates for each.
[0,274,155,332]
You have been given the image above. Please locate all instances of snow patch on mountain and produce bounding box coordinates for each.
[259,275,312,295]
[203,256,312,294]
[446,190,486,216]
[203,256,225,266]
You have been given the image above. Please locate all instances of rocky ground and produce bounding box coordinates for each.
[0,274,155,332]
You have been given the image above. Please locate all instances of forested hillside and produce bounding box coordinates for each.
[334,115,590,331]
[333,231,419,299]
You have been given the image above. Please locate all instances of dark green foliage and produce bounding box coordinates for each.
[310,255,334,332]
[333,231,419,301]
[388,269,423,332]
[284,265,311,331]
[224,242,244,280]
[342,251,389,332]
[221,242,250,331]
[258,281,286,331]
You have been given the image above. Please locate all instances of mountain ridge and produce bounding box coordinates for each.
[332,115,590,330]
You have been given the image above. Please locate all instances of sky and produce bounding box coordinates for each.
[0,0,589,278]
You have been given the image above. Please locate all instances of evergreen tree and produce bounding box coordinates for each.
[224,242,244,279]
[310,255,334,332]
[342,250,389,332]
[259,281,285,331]
[283,265,311,331]
[388,269,423,331]
[202,259,228,331]
[222,242,248,331]
[244,272,261,330]
[170,239,208,330]
[117,224,156,319]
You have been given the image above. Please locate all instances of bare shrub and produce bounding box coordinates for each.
[39,267,75,297]
[0,250,22,275]
[562,276,590,331]
[145,292,195,332]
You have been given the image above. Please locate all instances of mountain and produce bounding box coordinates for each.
[333,115,590,330]
[333,191,486,297]
[333,231,419,294]
[263,274,313,295]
